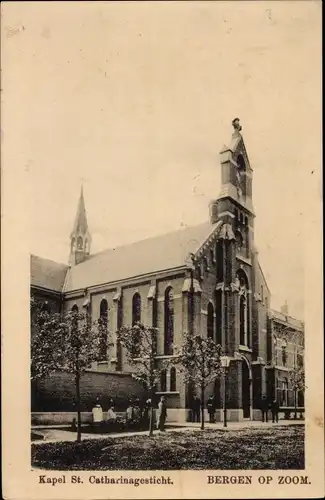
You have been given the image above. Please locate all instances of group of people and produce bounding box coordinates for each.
[260,395,280,423]
[190,395,216,423]
[126,396,168,431]
[92,397,117,425]
[92,395,168,431]
[190,394,281,424]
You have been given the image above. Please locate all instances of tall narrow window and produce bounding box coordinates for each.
[164,287,174,355]
[282,340,288,366]
[170,367,177,392]
[215,291,222,345]
[237,154,246,172]
[239,296,246,345]
[77,236,83,250]
[207,302,214,340]
[132,293,141,357]
[282,378,289,406]
[99,299,108,361]
[72,304,79,313]
[132,293,141,325]
[160,369,167,392]
[235,231,243,253]
[237,270,249,346]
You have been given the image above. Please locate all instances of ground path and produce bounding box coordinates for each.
[32,420,304,445]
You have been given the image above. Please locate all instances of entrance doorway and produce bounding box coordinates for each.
[242,361,251,418]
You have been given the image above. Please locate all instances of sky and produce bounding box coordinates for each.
[3,1,322,319]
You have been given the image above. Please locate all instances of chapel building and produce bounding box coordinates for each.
[31,119,304,422]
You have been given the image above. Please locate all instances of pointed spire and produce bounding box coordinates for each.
[69,185,92,265]
[71,184,89,237]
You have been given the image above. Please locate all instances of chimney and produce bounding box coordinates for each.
[280,301,289,316]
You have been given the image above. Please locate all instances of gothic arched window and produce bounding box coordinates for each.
[160,369,167,392]
[237,154,246,172]
[237,270,249,346]
[281,340,288,366]
[131,293,141,357]
[77,236,83,250]
[170,367,177,392]
[164,287,174,355]
[239,295,246,345]
[99,299,108,360]
[72,304,79,313]
[235,231,243,253]
[215,291,222,345]
[207,302,214,340]
[132,293,141,325]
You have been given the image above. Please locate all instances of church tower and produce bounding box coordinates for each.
[209,119,256,420]
[210,118,254,226]
[69,186,92,265]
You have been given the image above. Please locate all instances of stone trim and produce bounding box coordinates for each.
[113,290,121,302]
[147,285,156,300]
[218,211,235,219]
[236,254,252,266]
[238,345,252,353]
[157,293,182,302]
[155,354,179,360]
[155,391,180,396]
[252,357,265,366]
[182,278,202,294]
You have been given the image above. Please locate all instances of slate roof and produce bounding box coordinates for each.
[30,255,69,293]
[64,220,223,292]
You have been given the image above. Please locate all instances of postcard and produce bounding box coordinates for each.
[1,1,323,499]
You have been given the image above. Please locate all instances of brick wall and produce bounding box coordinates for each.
[32,369,146,412]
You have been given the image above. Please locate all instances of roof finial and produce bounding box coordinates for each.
[232,117,242,132]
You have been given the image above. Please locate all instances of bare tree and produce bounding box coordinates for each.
[31,297,104,441]
[174,332,222,430]
[117,323,169,436]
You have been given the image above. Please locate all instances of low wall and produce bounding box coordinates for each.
[32,411,127,426]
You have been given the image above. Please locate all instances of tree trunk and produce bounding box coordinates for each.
[201,384,205,430]
[294,390,297,420]
[148,406,154,437]
[76,369,82,442]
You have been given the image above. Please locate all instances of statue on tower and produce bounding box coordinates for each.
[232,117,242,132]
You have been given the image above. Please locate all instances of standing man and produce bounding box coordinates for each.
[260,395,269,423]
[157,396,167,431]
[271,398,280,423]
[207,395,216,423]
[192,395,201,423]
